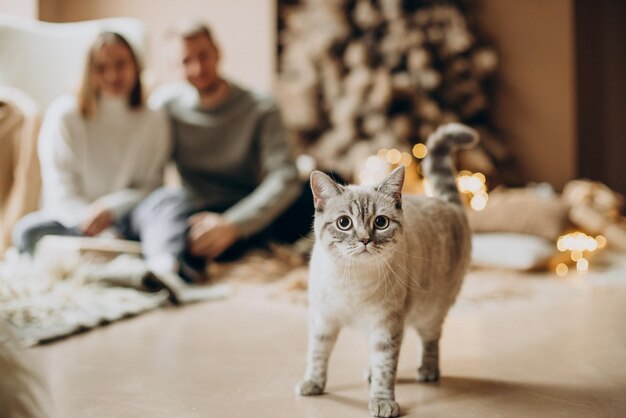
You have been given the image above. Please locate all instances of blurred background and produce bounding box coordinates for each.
[2,0,624,195]
[1,0,626,268]
[0,0,626,193]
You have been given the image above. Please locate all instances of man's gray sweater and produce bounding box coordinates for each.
[156,82,302,238]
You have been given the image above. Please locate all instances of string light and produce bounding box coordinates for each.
[555,231,607,275]
[386,149,402,164]
[423,179,434,197]
[470,192,488,211]
[555,263,569,277]
[362,150,489,209]
[412,143,428,159]
[456,170,489,211]
[570,250,583,261]
[399,152,413,166]
[472,172,486,184]
[359,155,391,186]
[557,232,600,252]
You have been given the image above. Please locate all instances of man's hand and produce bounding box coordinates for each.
[81,205,114,236]
[188,212,239,259]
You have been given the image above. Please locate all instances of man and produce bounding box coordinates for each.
[135,22,307,282]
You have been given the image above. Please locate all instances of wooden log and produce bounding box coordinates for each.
[407,48,430,73]
[472,48,499,79]
[319,56,343,109]
[366,69,393,111]
[380,0,402,21]
[344,67,372,96]
[362,112,387,137]
[353,0,382,31]
[344,40,369,68]
[390,115,413,142]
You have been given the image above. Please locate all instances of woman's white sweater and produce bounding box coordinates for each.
[38,95,171,227]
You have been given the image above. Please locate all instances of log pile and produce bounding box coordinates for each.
[277,0,515,183]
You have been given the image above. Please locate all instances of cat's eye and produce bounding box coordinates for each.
[336,216,352,231]
[374,215,389,229]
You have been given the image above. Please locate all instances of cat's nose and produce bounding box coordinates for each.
[360,238,370,246]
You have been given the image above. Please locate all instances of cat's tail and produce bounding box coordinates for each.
[422,123,479,205]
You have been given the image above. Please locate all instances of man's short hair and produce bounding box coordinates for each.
[173,20,214,42]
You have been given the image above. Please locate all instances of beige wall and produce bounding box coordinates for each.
[39,0,276,93]
[0,0,38,18]
[477,0,576,190]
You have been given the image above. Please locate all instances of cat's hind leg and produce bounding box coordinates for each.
[295,320,340,396]
[415,326,442,383]
[417,339,440,382]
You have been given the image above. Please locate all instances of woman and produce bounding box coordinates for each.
[13,32,170,254]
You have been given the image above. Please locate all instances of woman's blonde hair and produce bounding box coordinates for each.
[77,31,143,118]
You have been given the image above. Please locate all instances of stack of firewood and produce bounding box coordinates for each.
[277,0,516,183]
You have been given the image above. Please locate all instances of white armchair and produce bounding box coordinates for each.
[0,14,146,111]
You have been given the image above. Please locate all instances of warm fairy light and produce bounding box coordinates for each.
[555,263,569,277]
[458,175,483,194]
[557,232,599,252]
[386,149,402,164]
[412,143,428,159]
[377,148,388,159]
[423,179,434,197]
[570,250,583,261]
[399,152,413,166]
[365,156,382,170]
[472,172,486,184]
[359,155,391,186]
[455,171,488,211]
[555,231,606,276]
[469,192,488,211]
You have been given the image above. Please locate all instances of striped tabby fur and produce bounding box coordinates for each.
[296,123,478,417]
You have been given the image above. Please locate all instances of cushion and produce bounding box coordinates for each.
[472,232,555,270]
[467,186,570,241]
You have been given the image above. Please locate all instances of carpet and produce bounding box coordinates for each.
[0,248,168,346]
[2,241,625,346]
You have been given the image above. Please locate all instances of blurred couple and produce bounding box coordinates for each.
[14,22,313,285]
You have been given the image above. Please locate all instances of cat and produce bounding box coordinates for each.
[295,123,478,417]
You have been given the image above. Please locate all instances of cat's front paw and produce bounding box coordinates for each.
[369,398,400,417]
[417,364,440,382]
[295,379,324,396]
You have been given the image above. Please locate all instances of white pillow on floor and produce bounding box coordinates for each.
[471,233,555,270]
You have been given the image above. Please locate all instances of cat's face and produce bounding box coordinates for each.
[311,167,405,261]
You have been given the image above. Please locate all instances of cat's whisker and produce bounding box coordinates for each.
[388,254,426,292]
[391,249,432,262]
[379,258,390,304]
[340,256,354,291]
[383,256,426,294]
[380,258,399,310]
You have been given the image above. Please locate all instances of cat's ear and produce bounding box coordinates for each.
[310,171,343,211]
[376,165,405,207]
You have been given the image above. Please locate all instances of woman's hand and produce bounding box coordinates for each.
[81,205,114,236]
[188,212,239,259]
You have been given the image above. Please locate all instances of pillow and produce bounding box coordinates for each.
[467,186,570,241]
[471,232,555,270]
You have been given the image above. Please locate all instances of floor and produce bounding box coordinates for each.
[28,282,626,418]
